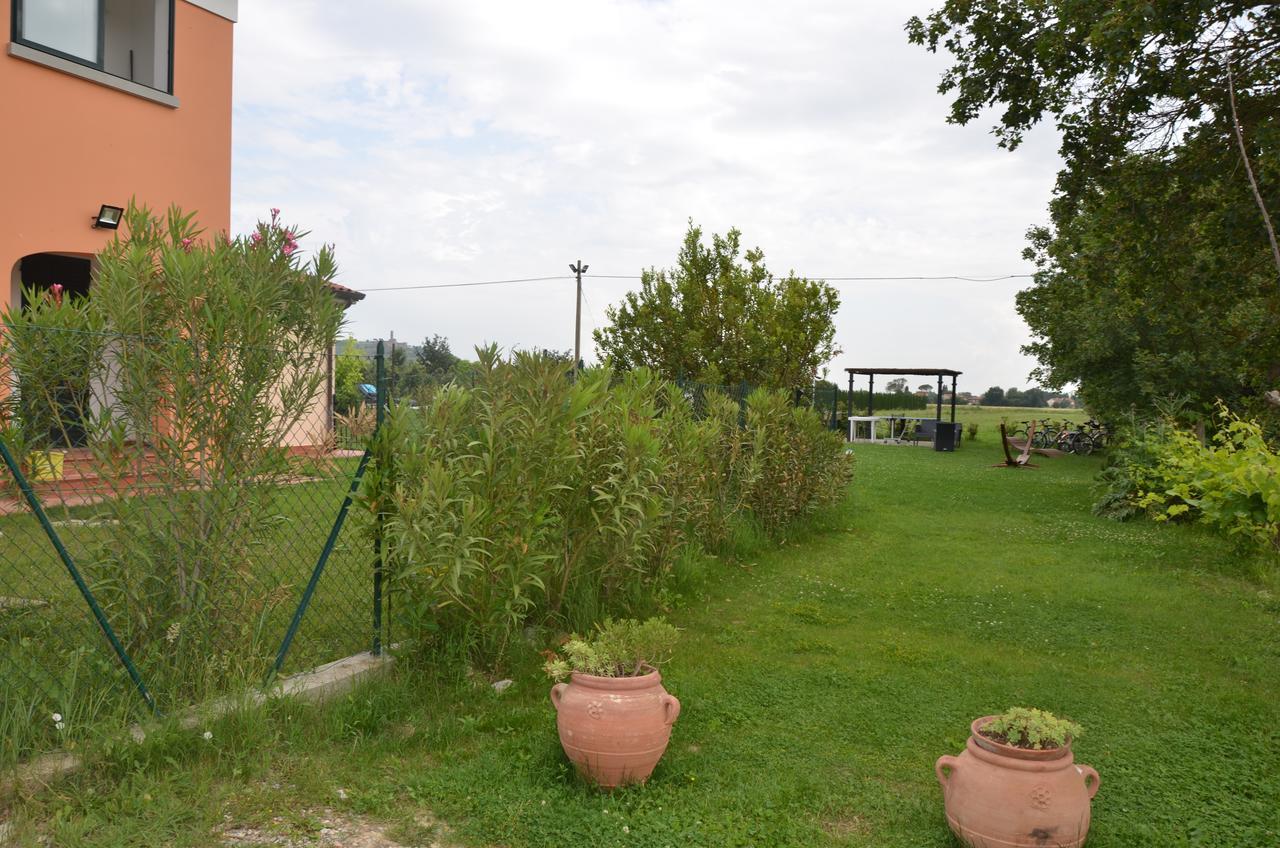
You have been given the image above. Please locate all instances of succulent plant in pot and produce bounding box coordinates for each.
[546,617,680,789]
[935,707,1100,848]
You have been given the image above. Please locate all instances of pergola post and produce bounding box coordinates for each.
[868,374,875,416]
[846,372,854,420]
[936,375,943,421]
[950,375,958,423]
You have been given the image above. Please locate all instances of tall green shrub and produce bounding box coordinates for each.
[0,203,346,698]
[378,352,854,667]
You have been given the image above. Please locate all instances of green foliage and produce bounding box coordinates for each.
[1017,137,1280,422]
[0,202,345,700]
[333,337,365,413]
[907,2,1278,204]
[376,350,853,666]
[741,390,855,533]
[966,422,978,442]
[415,333,459,378]
[593,222,841,388]
[978,386,1054,408]
[981,707,1082,751]
[544,617,678,680]
[1118,406,1280,551]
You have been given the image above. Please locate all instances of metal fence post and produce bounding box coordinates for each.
[372,341,386,656]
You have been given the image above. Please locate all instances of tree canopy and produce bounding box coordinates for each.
[910,2,1280,421]
[593,223,840,388]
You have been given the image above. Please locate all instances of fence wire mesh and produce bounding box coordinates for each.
[0,326,386,768]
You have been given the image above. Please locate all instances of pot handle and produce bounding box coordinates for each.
[661,693,681,726]
[550,683,567,711]
[1079,764,1101,799]
[935,755,960,787]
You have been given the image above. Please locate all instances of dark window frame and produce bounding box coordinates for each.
[11,0,175,95]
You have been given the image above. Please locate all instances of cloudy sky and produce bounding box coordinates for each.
[230,1,1065,392]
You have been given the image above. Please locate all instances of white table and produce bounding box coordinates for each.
[848,415,933,444]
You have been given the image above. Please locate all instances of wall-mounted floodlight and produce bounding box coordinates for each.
[92,204,125,229]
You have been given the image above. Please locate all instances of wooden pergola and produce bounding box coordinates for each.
[844,367,963,423]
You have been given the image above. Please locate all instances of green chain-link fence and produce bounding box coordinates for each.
[0,329,389,769]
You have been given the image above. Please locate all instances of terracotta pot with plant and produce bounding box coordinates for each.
[546,617,681,789]
[935,708,1100,848]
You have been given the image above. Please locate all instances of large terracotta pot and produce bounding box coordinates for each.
[550,669,680,788]
[935,716,1100,848]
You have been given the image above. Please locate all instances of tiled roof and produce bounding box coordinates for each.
[329,282,366,305]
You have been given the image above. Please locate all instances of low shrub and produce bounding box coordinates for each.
[376,352,853,667]
[1096,405,1280,551]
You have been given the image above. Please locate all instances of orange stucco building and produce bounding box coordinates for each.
[2,0,237,309]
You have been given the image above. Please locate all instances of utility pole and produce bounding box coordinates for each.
[570,260,589,378]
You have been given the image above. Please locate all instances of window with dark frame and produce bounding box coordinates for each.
[11,0,174,93]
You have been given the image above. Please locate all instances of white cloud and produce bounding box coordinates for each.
[231,0,1064,390]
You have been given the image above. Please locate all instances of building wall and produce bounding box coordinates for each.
[0,0,233,310]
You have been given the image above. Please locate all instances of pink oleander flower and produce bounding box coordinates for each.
[50,283,64,304]
[180,237,195,253]
[282,230,299,256]
[250,231,264,247]
[270,208,281,224]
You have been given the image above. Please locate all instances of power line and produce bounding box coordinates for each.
[358,272,1034,293]
[596,274,1034,282]
[360,275,572,292]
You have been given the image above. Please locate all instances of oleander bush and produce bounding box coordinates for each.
[376,350,853,666]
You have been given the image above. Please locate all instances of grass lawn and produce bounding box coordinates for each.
[6,438,1279,846]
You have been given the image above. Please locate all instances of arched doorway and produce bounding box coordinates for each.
[12,252,95,448]
[16,252,92,308]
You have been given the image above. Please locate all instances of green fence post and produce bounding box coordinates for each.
[372,341,386,656]
[268,448,374,681]
[0,437,158,715]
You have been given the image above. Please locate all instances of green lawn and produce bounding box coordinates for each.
[7,440,1279,847]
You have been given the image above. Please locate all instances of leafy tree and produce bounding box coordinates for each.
[885,377,909,394]
[1017,134,1280,420]
[594,223,840,388]
[334,337,365,413]
[417,334,459,378]
[907,2,1279,209]
[981,386,1006,407]
[910,2,1280,420]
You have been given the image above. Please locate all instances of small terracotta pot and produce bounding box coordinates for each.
[550,669,680,788]
[935,716,1100,848]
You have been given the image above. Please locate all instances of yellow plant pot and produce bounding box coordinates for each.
[30,451,66,482]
